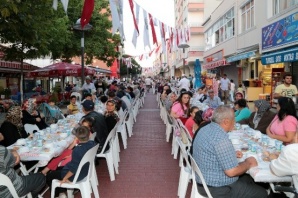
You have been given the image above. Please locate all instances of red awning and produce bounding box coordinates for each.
[26,62,95,78]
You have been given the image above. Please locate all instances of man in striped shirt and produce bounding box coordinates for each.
[0,146,46,197]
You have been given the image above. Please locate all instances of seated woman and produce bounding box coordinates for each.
[165,92,177,113]
[104,99,120,132]
[266,97,298,144]
[235,92,244,101]
[234,99,251,122]
[185,106,199,138]
[0,106,28,147]
[22,98,48,130]
[170,91,192,124]
[239,99,275,134]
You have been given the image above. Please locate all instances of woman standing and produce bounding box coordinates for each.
[22,98,48,130]
[266,97,298,144]
[0,106,28,147]
[239,99,275,134]
[170,91,192,124]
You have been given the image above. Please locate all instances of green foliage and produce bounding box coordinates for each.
[119,58,142,77]
[0,0,120,66]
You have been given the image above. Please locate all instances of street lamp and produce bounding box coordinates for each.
[178,42,190,74]
[73,18,92,86]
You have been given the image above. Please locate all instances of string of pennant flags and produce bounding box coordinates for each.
[109,0,191,61]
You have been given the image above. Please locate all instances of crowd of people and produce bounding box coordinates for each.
[155,72,298,197]
[0,76,146,197]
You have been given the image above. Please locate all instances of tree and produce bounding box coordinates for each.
[120,57,142,78]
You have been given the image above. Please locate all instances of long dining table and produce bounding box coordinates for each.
[229,126,292,183]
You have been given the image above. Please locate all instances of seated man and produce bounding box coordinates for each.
[270,143,298,176]
[0,146,46,197]
[203,89,222,108]
[192,106,267,198]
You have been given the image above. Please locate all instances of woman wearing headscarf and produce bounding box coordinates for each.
[239,99,276,134]
[0,106,28,147]
[22,98,48,130]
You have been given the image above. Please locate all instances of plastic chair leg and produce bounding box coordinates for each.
[166,124,172,142]
[106,155,115,181]
[66,189,74,198]
[178,167,191,198]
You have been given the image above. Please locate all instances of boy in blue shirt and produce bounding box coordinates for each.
[46,126,96,197]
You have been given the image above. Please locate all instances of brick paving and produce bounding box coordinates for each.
[43,92,181,198]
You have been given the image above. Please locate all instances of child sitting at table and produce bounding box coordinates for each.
[41,118,93,175]
[45,126,96,198]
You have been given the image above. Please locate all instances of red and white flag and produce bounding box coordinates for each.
[132,2,140,48]
[128,0,139,34]
[80,0,95,29]
[149,13,158,45]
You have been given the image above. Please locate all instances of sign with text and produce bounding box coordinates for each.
[262,12,298,50]
[261,47,298,65]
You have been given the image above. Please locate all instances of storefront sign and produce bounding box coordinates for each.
[202,59,229,69]
[0,60,33,70]
[262,12,298,50]
[261,47,298,64]
[226,51,256,63]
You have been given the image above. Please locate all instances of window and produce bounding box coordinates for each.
[273,0,298,15]
[205,8,235,50]
[241,0,254,33]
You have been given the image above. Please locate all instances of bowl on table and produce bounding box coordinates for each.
[16,139,26,146]
[59,133,68,138]
[231,138,240,144]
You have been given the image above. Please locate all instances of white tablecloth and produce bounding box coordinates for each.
[229,130,292,183]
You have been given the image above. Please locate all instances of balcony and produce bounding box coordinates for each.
[188,2,204,11]
[189,24,204,35]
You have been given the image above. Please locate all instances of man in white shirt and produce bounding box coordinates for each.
[145,77,152,93]
[219,74,230,104]
[81,76,96,92]
[177,74,190,91]
[230,79,235,102]
[274,73,298,98]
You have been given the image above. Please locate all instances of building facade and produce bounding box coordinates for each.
[203,0,298,101]
[173,0,222,77]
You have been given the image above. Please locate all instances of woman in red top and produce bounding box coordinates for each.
[185,106,199,138]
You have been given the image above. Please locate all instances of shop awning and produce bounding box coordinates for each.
[226,50,256,63]
[261,47,298,65]
[202,59,230,70]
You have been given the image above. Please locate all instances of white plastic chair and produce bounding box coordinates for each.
[177,138,192,198]
[70,92,82,103]
[165,114,174,142]
[24,124,40,135]
[96,126,118,181]
[125,111,134,137]
[189,155,213,198]
[117,109,128,149]
[51,144,100,198]
[121,96,132,110]
[0,173,32,198]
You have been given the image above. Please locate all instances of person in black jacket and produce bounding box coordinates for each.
[22,98,48,130]
[81,100,108,153]
[0,106,28,147]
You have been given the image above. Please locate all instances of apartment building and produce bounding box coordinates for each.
[171,0,222,77]
[203,0,298,101]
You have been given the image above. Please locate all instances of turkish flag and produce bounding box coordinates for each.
[80,0,94,29]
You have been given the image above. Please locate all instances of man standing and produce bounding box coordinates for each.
[274,73,298,99]
[81,100,108,153]
[192,106,267,198]
[177,74,190,91]
[219,74,230,104]
[81,76,96,93]
[145,77,153,93]
[230,79,235,102]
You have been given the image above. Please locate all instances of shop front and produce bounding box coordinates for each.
[261,10,298,104]
[0,60,38,96]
